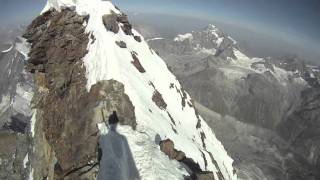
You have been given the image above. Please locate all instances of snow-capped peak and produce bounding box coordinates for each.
[174,33,193,42]
[41,0,237,179]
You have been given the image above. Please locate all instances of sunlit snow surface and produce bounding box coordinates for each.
[43,0,237,179]
[174,33,193,42]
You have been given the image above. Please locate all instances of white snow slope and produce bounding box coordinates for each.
[42,0,237,179]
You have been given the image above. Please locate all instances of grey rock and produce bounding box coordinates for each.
[0,132,30,180]
[116,40,127,48]
[102,13,119,33]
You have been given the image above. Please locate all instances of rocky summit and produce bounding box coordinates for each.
[0,0,238,180]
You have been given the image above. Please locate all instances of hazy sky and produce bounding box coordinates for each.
[0,0,319,61]
[113,0,320,57]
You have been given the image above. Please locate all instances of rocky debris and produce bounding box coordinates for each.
[131,52,146,73]
[159,139,184,160]
[23,8,135,179]
[115,40,127,48]
[102,13,119,33]
[134,35,142,42]
[159,139,217,180]
[159,139,186,161]
[0,132,29,180]
[152,90,167,110]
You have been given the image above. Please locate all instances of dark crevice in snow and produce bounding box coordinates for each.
[148,81,155,88]
[167,111,176,125]
[200,132,206,149]
[171,124,178,134]
[200,150,208,170]
[206,150,225,180]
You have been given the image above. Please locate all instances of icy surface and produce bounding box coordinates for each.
[43,0,237,179]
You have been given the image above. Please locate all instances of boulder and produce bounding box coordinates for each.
[134,36,142,42]
[159,139,176,159]
[115,41,127,48]
[102,13,119,33]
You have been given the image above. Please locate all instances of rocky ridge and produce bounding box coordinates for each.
[1,1,238,180]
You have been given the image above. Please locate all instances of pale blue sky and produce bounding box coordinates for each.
[0,0,319,61]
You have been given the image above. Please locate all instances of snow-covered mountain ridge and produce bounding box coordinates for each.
[0,0,238,179]
[149,24,319,87]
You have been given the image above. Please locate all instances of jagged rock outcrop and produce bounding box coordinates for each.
[23,7,136,179]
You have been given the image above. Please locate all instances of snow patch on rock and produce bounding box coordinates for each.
[174,33,193,42]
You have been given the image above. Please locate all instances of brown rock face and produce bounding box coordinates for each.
[159,139,217,180]
[90,80,136,129]
[131,52,146,73]
[0,132,29,180]
[24,8,136,179]
[159,139,179,160]
[117,14,133,35]
[102,13,119,33]
[195,172,216,180]
[152,90,167,110]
